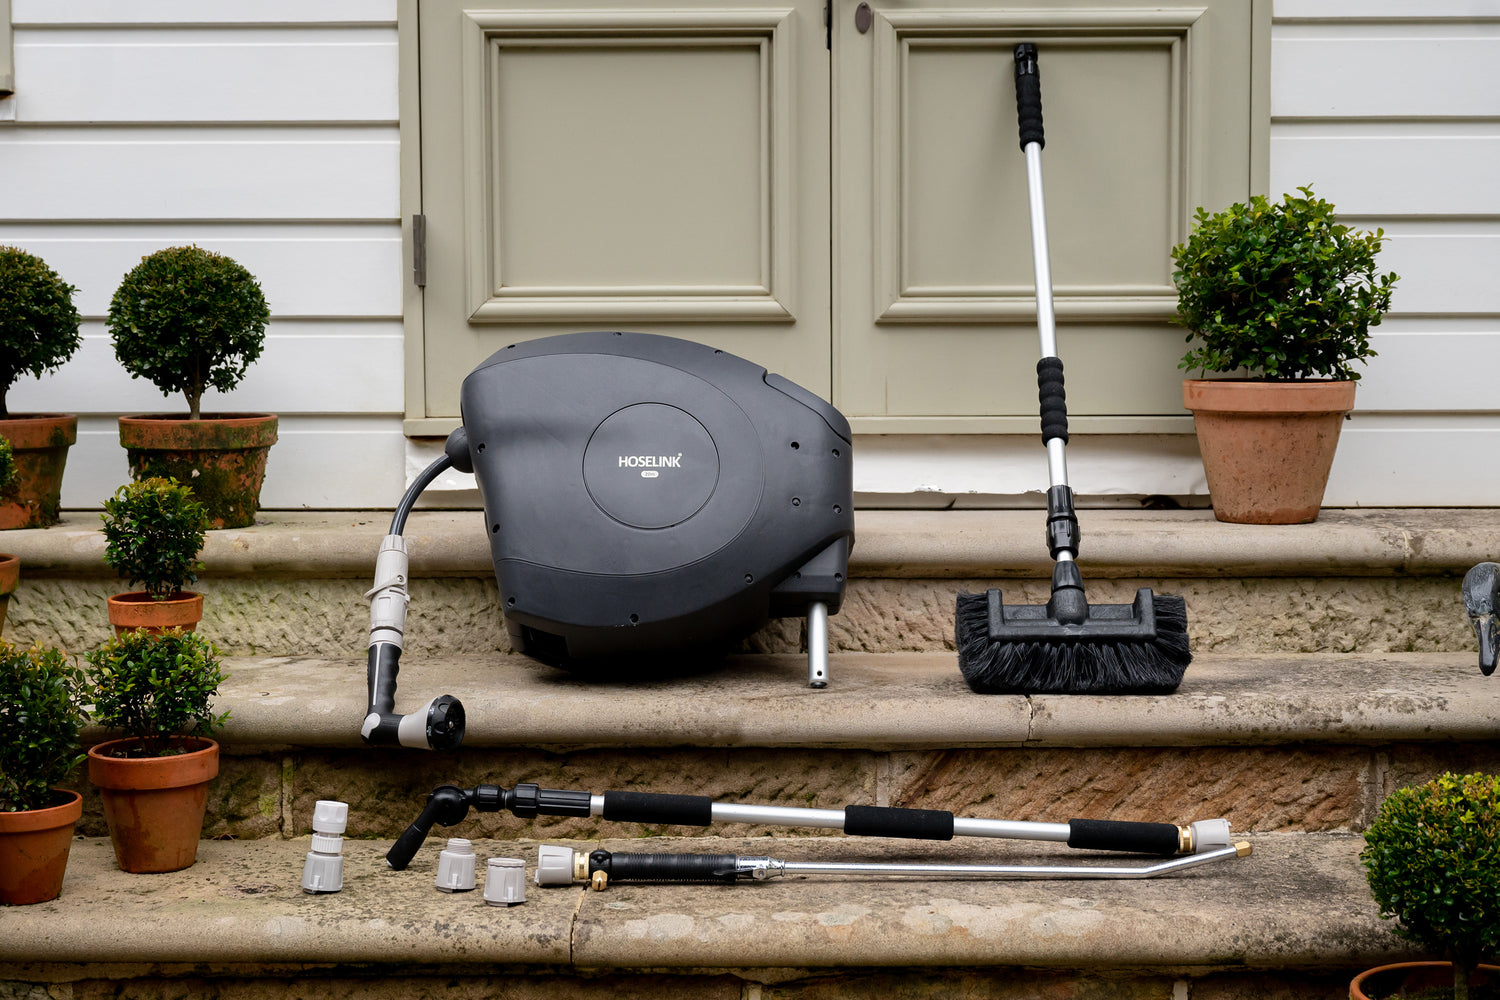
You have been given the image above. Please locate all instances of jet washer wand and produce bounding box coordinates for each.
[534,841,1253,890]
[385,780,1235,871]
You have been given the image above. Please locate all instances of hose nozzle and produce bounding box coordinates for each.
[363,533,466,750]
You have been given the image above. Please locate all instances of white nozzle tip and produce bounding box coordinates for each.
[1190,818,1233,853]
[535,844,577,886]
[312,800,349,835]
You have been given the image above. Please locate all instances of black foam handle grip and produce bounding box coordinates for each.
[1037,358,1068,444]
[367,642,400,715]
[1067,819,1181,855]
[844,805,955,840]
[1014,43,1044,150]
[593,850,739,883]
[601,791,714,827]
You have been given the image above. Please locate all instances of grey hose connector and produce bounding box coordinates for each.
[301,800,348,894]
[484,857,527,906]
[435,838,477,892]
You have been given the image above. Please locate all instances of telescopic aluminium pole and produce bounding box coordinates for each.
[386,780,1235,870]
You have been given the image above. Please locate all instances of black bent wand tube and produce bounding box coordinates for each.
[385,781,1234,869]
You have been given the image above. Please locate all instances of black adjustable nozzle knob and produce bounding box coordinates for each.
[425,695,466,751]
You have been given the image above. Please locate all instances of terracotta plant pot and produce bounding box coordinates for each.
[1351,961,1500,999]
[0,789,83,904]
[87,737,219,873]
[118,413,277,529]
[1182,379,1356,525]
[106,590,204,637]
[0,552,17,635]
[0,413,77,529]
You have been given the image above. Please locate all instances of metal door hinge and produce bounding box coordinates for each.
[824,1,831,49]
[412,214,427,288]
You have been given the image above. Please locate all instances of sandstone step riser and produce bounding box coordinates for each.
[7,574,1476,659]
[0,967,1365,1000]
[59,741,1500,845]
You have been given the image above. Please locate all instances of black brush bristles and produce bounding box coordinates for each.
[955,591,1191,694]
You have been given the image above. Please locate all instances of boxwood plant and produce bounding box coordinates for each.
[0,641,88,812]
[1362,772,1500,1000]
[0,246,82,419]
[1172,186,1399,381]
[101,477,209,600]
[85,629,229,758]
[0,436,17,497]
[107,245,270,419]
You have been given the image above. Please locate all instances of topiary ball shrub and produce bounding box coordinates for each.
[1362,771,1500,1000]
[0,246,82,419]
[101,477,209,600]
[0,640,88,812]
[107,246,270,419]
[0,436,17,498]
[1172,185,1399,381]
[85,628,228,758]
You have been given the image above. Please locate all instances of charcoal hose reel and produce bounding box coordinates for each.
[362,332,856,750]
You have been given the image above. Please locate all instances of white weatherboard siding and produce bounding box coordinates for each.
[2,1,1496,511]
[1,5,407,511]
[1268,2,1500,508]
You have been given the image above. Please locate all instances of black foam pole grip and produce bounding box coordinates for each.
[1037,357,1068,444]
[844,805,955,841]
[1014,43,1044,150]
[593,850,739,884]
[1067,819,1181,855]
[601,791,714,827]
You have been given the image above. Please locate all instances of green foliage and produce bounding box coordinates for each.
[0,246,82,419]
[84,629,229,755]
[1172,186,1399,381]
[0,435,17,497]
[106,246,270,419]
[101,477,208,600]
[0,641,88,812]
[1362,772,1500,995]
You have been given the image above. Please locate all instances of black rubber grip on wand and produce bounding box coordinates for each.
[1037,358,1068,444]
[592,850,739,884]
[601,791,714,827]
[367,643,400,715]
[844,805,955,840]
[1067,819,1181,855]
[1014,43,1044,150]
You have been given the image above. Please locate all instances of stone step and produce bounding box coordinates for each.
[65,650,1500,847]
[0,831,1413,999]
[3,508,1494,658]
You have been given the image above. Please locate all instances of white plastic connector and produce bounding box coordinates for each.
[302,800,349,894]
[366,535,410,648]
[483,857,526,906]
[435,837,477,892]
[313,799,349,835]
[1190,818,1233,854]
[534,844,577,886]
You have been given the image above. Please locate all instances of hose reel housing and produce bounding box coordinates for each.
[454,331,855,671]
